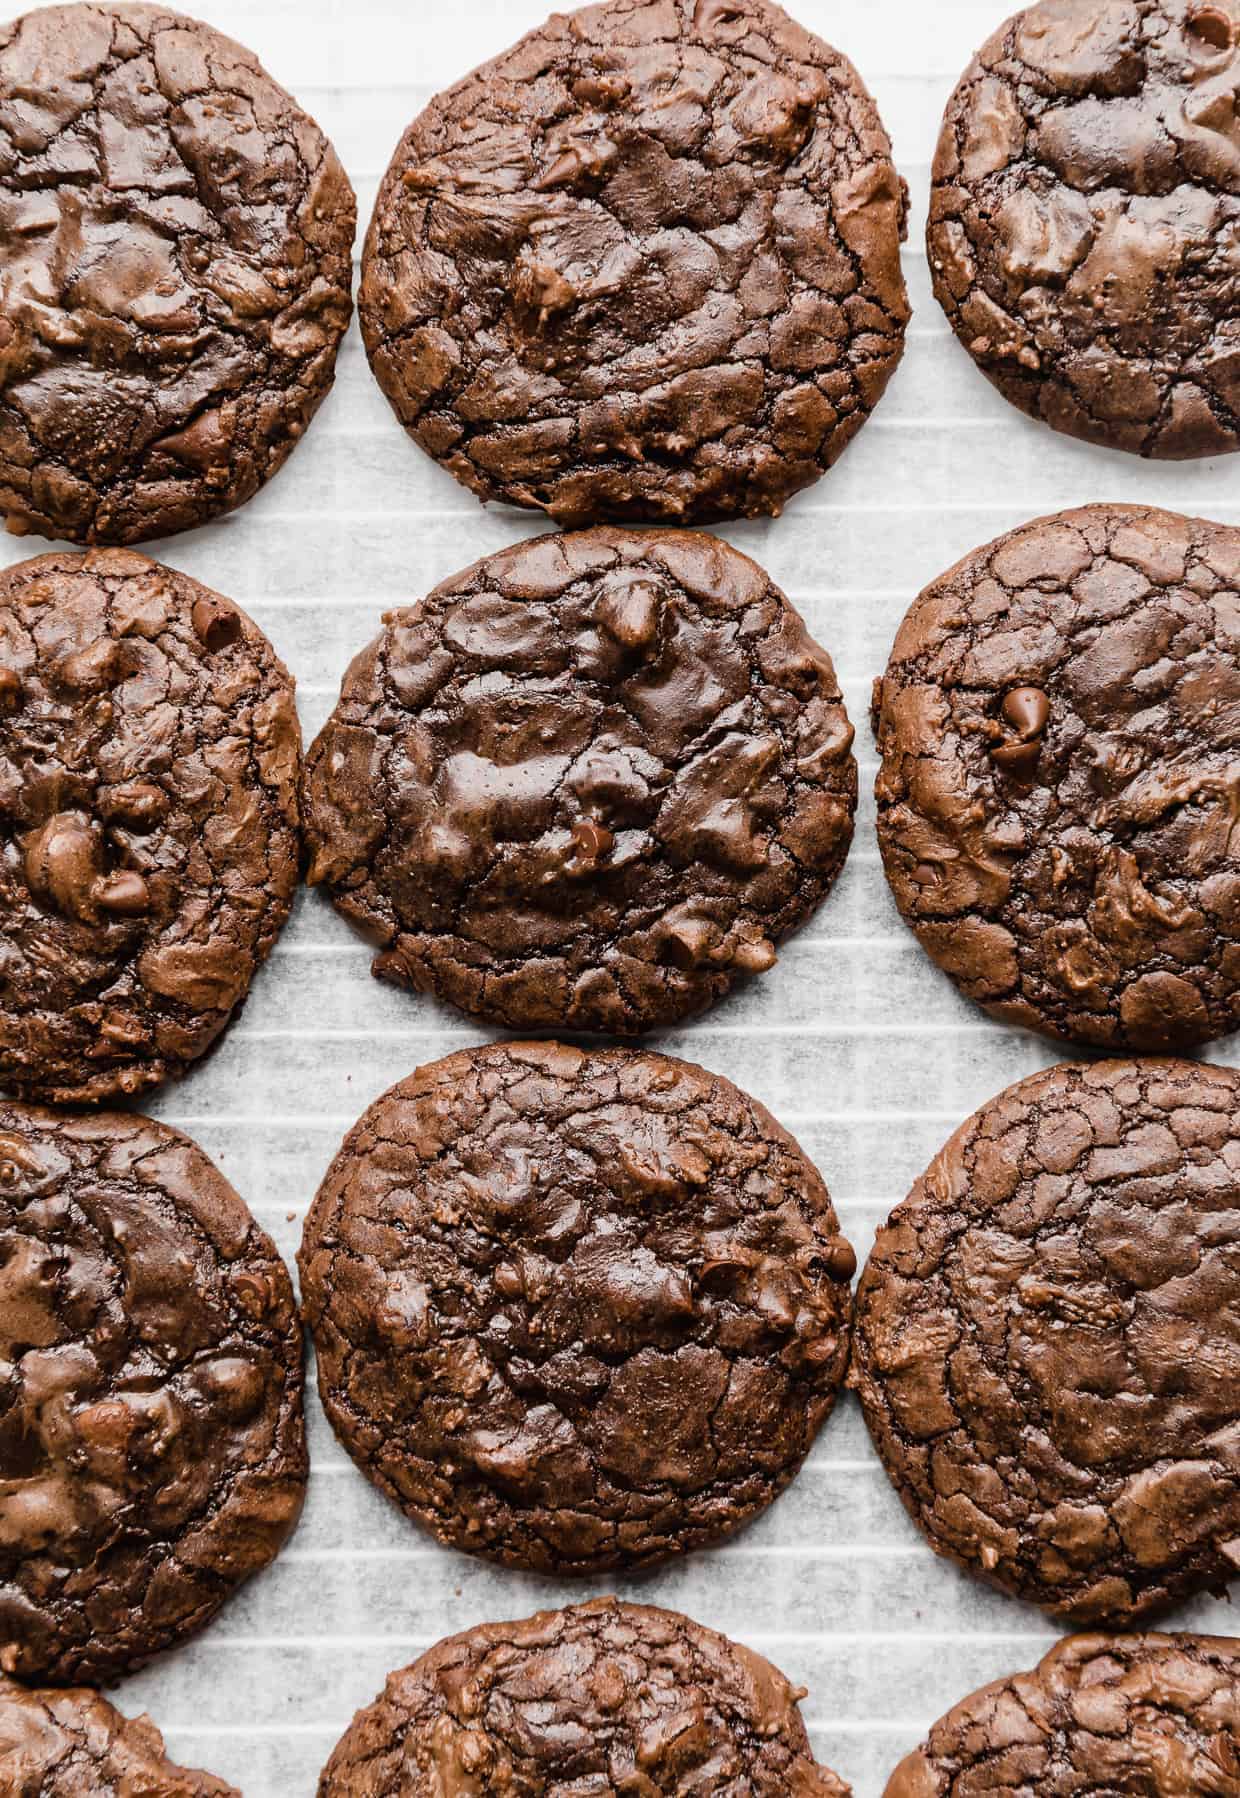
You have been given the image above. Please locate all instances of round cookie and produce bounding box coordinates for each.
[318,1598,849,1796]
[298,1041,855,1574]
[929,0,1240,459]
[359,0,909,525]
[0,1678,237,1796]
[0,548,302,1104]
[0,2,356,546]
[874,503,1240,1052]
[885,1632,1240,1795]
[0,1102,306,1683]
[849,1058,1240,1627]
[305,527,856,1035]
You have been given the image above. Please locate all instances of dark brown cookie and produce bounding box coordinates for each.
[0,1677,237,1796]
[0,548,302,1104]
[305,527,856,1034]
[0,1102,306,1683]
[318,1597,849,1796]
[849,1058,1240,1627]
[299,1041,855,1574]
[359,0,909,526]
[929,0,1240,459]
[0,2,356,546]
[885,1632,1240,1796]
[874,503,1240,1052]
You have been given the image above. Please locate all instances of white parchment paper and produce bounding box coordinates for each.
[4,2,1236,1791]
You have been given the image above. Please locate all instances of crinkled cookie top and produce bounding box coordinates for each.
[305,527,856,1035]
[875,503,1240,1052]
[930,0,1240,457]
[360,0,908,524]
[300,1041,856,1575]
[851,1058,1240,1626]
[0,2,355,544]
[0,548,301,1104]
[0,1102,305,1684]
[318,1598,849,1796]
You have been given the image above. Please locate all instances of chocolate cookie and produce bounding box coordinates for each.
[0,1102,306,1683]
[929,0,1240,458]
[0,548,301,1104]
[305,527,856,1034]
[318,1597,849,1796]
[874,503,1240,1052]
[299,1041,855,1574]
[359,0,909,525]
[0,1678,237,1796]
[0,2,356,546]
[849,1058,1240,1627]
[885,1632,1240,1795]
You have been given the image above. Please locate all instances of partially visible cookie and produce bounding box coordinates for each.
[886,1633,1240,1795]
[299,1040,855,1574]
[305,527,856,1035]
[318,1598,850,1796]
[0,549,301,1104]
[0,1678,237,1796]
[929,0,1240,458]
[360,0,908,525]
[0,1102,306,1683]
[849,1058,1240,1627]
[0,2,356,546]
[875,503,1240,1052]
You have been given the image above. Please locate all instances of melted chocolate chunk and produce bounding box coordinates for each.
[886,1633,1240,1796]
[930,0,1240,458]
[359,0,909,525]
[0,1678,237,1796]
[0,2,356,545]
[299,1041,855,1574]
[318,1598,849,1796]
[850,1059,1240,1626]
[875,503,1240,1051]
[0,549,302,1104]
[0,1103,305,1683]
[304,527,856,1035]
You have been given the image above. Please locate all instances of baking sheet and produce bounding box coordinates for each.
[5,1,1237,1791]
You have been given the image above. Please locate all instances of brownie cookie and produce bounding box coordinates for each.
[0,2,355,546]
[359,0,909,525]
[299,1041,855,1573]
[0,1678,237,1796]
[850,1058,1240,1627]
[305,528,856,1034]
[886,1632,1240,1795]
[318,1597,849,1796]
[0,1102,306,1682]
[930,0,1240,458]
[874,503,1240,1052]
[0,548,301,1104]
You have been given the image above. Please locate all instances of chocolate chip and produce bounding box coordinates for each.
[92,870,150,917]
[1002,685,1050,739]
[191,597,242,653]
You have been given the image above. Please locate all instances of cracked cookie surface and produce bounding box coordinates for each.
[0,1678,237,1796]
[930,0,1240,458]
[359,0,909,525]
[318,1597,849,1796]
[0,548,301,1104]
[874,503,1240,1052]
[850,1058,1240,1627]
[0,2,356,546]
[0,1102,306,1683]
[299,1041,855,1574]
[304,527,856,1034]
[885,1632,1240,1795]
